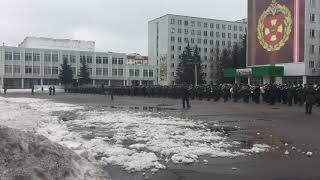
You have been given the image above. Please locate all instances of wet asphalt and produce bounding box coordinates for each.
[3,92,320,180]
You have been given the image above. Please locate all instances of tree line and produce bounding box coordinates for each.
[59,60,91,87]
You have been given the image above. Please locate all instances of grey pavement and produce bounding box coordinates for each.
[2,92,320,180]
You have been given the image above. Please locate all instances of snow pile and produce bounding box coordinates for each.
[0,126,110,180]
[0,97,270,173]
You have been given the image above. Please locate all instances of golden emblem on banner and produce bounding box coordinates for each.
[257,0,292,52]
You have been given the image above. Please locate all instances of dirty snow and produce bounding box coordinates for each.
[0,97,270,173]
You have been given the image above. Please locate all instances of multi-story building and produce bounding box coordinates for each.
[148,14,247,85]
[0,37,156,88]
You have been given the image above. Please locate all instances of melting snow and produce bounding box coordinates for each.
[0,97,270,172]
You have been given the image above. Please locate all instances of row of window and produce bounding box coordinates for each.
[171,28,244,39]
[171,37,239,47]
[309,44,320,54]
[170,18,245,32]
[4,51,125,65]
[171,29,243,39]
[4,65,154,77]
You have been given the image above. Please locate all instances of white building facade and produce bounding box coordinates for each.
[0,38,156,88]
[148,14,247,85]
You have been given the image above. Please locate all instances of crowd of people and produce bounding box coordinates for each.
[65,83,320,114]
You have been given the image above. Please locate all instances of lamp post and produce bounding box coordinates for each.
[194,63,198,86]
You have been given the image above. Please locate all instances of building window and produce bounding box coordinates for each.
[191,38,195,44]
[170,18,175,24]
[197,30,201,36]
[191,21,195,27]
[149,70,153,77]
[171,63,175,68]
[25,53,32,61]
[178,28,182,34]
[228,25,232,30]
[234,26,238,31]
[310,13,315,22]
[86,56,92,64]
[13,52,20,60]
[228,41,232,47]
[197,38,202,44]
[112,57,118,64]
[203,31,208,36]
[13,65,20,74]
[103,68,108,76]
[210,40,214,45]
[184,37,188,43]
[33,53,40,61]
[25,66,32,74]
[118,69,123,76]
[44,53,51,62]
[171,54,175,59]
[171,36,175,42]
[309,61,315,68]
[178,20,182,25]
[191,29,195,35]
[178,46,182,51]
[204,56,208,61]
[222,33,226,38]
[184,29,188,35]
[118,58,124,65]
[310,29,315,38]
[52,67,59,74]
[171,45,175,51]
[96,56,102,64]
[216,24,220,29]
[239,26,243,31]
[143,70,148,77]
[222,41,226,46]
[228,33,232,38]
[33,66,40,74]
[5,51,12,60]
[216,32,220,38]
[135,69,140,77]
[222,24,226,30]
[197,22,201,27]
[234,34,238,39]
[204,23,208,28]
[210,23,214,28]
[5,65,12,73]
[70,55,76,63]
[52,54,59,62]
[210,31,214,37]
[44,67,51,75]
[103,57,108,64]
[310,45,315,54]
[89,68,92,75]
[80,55,85,63]
[96,68,102,75]
[171,28,175,34]
[178,37,182,43]
[129,69,134,76]
[204,48,208,52]
[204,39,208,44]
[184,20,188,26]
[216,40,220,46]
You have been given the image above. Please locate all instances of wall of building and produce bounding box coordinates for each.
[0,45,156,88]
[148,14,247,85]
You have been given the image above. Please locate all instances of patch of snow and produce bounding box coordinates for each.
[0,97,270,173]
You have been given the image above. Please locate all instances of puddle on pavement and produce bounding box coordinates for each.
[99,105,178,112]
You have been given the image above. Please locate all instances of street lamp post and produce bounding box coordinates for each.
[194,64,198,86]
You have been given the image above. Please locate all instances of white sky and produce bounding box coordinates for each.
[0,0,247,55]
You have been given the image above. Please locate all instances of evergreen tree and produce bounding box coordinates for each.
[59,59,73,87]
[214,47,224,84]
[192,46,206,85]
[78,60,91,85]
[231,43,240,69]
[175,43,194,85]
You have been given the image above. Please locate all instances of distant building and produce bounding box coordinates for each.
[127,53,148,65]
[1,37,155,88]
[148,14,247,85]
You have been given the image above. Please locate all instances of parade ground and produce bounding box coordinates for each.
[1,91,320,180]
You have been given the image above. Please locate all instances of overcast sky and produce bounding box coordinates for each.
[0,0,247,55]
